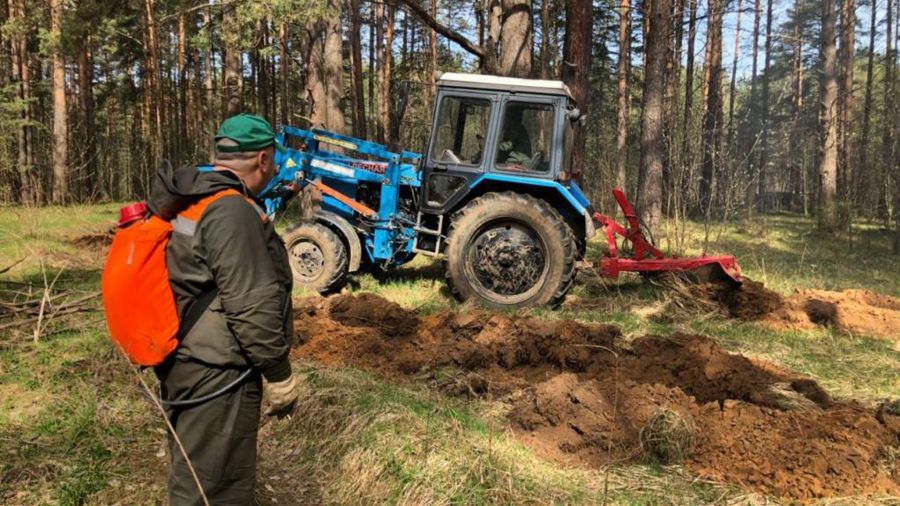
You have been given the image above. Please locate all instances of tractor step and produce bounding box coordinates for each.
[594,189,742,284]
[412,212,444,256]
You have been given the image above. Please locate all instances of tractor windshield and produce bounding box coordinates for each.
[430,96,491,166]
[495,102,554,173]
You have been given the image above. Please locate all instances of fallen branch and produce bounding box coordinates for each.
[0,257,25,275]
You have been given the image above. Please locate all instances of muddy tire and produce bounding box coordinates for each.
[444,192,577,309]
[283,222,348,294]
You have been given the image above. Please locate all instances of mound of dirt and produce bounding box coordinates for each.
[292,294,900,500]
[764,289,900,342]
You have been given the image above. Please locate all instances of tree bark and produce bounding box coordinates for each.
[858,0,876,208]
[222,3,243,118]
[727,0,743,147]
[77,35,96,200]
[324,0,347,134]
[144,0,163,162]
[305,18,327,127]
[616,0,631,191]
[788,2,804,209]
[499,0,533,76]
[349,0,368,138]
[746,0,762,207]
[817,0,840,229]
[756,0,774,209]
[699,0,723,214]
[882,0,896,229]
[639,0,673,235]
[837,0,856,224]
[680,0,697,173]
[50,0,68,204]
[279,23,290,127]
[562,0,592,181]
[378,0,395,143]
[10,0,33,203]
[204,4,216,159]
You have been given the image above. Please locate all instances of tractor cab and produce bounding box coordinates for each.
[419,72,581,215]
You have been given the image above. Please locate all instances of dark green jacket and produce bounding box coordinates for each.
[149,167,293,382]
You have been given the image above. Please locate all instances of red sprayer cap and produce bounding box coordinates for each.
[118,202,148,228]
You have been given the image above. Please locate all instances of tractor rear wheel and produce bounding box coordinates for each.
[283,222,348,294]
[444,192,577,309]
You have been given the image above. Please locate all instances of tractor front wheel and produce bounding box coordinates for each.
[444,192,576,309]
[283,222,348,294]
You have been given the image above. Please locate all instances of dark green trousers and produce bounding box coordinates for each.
[157,359,261,506]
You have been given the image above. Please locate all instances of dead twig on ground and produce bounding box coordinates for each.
[0,257,25,275]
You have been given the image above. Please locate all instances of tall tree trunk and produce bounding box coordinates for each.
[757,0,774,209]
[858,0,876,209]
[279,24,290,127]
[305,19,327,126]
[77,36,96,200]
[837,0,856,224]
[222,3,243,117]
[349,0,368,138]
[257,21,271,123]
[882,0,895,228]
[679,0,697,174]
[177,13,188,162]
[369,6,377,135]
[204,4,216,158]
[50,0,67,204]
[324,0,347,134]
[817,0,840,229]
[144,0,163,163]
[499,0,533,76]
[699,0,723,214]
[727,0,743,146]
[540,0,550,78]
[10,0,33,203]
[379,1,395,143]
[639,0,673,235]
[562,0,592,182]
[788,3,804,209]
[616,0,631,191]
[746,0,762,207]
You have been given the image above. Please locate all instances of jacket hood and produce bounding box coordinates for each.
[148,166,247,220]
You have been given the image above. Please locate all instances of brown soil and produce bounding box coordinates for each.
[293,294,900,501]
[764,289,900,342]
[685,279,900,342]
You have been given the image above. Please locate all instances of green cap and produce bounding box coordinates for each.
[215,114,286,154]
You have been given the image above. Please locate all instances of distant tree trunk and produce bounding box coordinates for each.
[368,6,377,134]
[727,0,743,146]
[639,0,673,235]
[882,0,896,229]
[222,3,243,118]
[837,0,856,224]
[177,13,188,161]
[562,0,591,182]
[379,0,395,143]
[144,0,163,163]
[757,0,774,209]
[10,0,32,203]
[858,0,876,208]
[499,0,533,76]
[305,18,327,126]
[788,4,804,209]
[616,0,631,191]
[324,0,347,134]
[279,24,290,127]
[77,37,96,200]
[204,4,216,158]
[680,0,697,174]
[256,21,271,123]
[349,0,367,138]
[817,0,839,229]
[746,0,762,207]
[50,0,68,204]
[699,0,723,214]
[540,0,550,78]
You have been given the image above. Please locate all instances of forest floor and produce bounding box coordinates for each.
[0,204,898,505]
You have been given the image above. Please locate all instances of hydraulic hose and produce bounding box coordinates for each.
[158,368,254,407]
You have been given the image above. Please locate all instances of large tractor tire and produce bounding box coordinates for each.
[283,222,348,294]
[444,192,577,309]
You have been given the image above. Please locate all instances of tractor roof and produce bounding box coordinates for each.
[437,72,573,99]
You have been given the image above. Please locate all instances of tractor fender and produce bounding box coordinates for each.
[314,210,362,273]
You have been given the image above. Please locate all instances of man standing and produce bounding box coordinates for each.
[149,114,301,505]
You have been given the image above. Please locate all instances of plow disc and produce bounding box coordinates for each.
[594,190,742,284]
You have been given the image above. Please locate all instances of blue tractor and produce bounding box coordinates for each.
[262,72,741,309]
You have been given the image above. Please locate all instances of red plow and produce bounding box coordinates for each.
[593,189,742,284]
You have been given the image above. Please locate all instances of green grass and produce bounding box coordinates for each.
[1,205,898,504]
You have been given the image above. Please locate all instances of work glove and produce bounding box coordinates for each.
[264,373,302,418]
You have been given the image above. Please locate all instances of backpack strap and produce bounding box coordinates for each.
[171,188,265,237]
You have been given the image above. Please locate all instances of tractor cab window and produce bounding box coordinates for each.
[495,102,554,173]
[430,96,491,166]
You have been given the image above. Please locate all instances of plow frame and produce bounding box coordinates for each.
[593,189,742,283]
